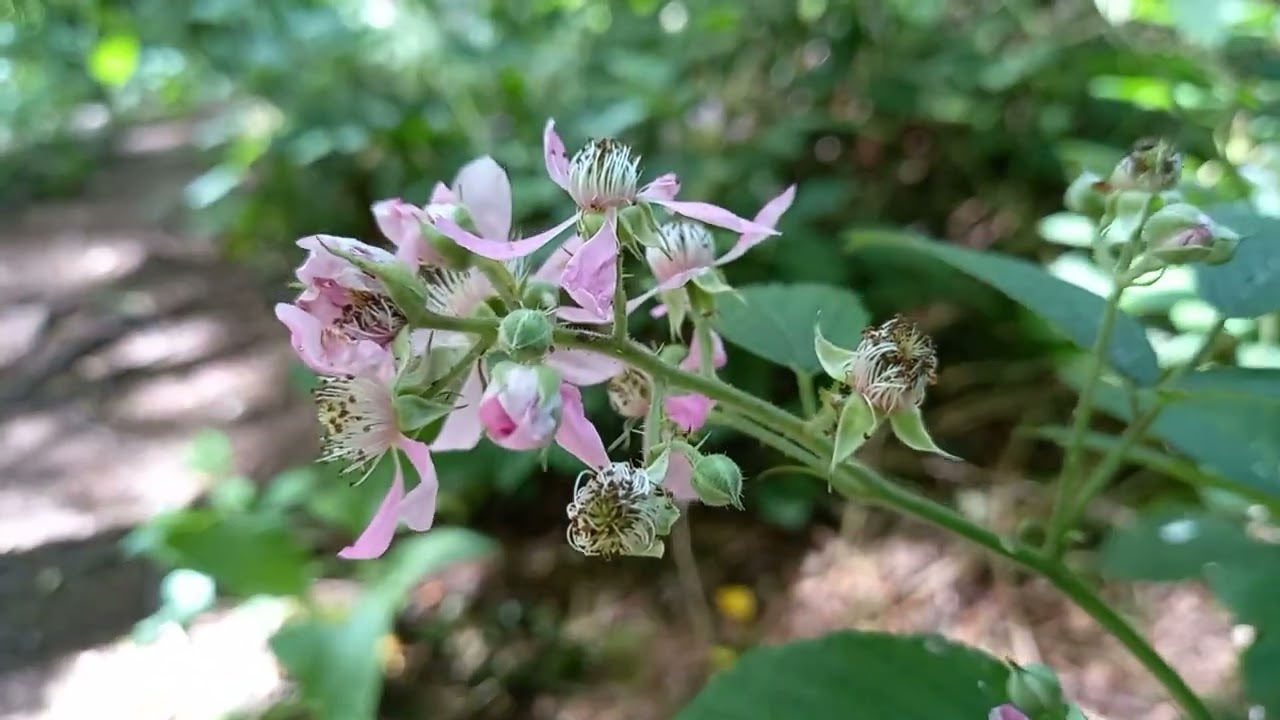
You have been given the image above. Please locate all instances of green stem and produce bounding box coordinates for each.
[796,370,817,417]
[474,258,522,309]
[403,312,1210,720]
[694,316,716,376]
[643,377,666,464]
[1061,316,1227,528]
[612,253,628,341]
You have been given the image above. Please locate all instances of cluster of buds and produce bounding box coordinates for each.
[1064,137,1239,276]
[813,316,958,468]
[275,121,786,560]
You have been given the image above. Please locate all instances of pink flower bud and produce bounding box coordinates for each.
[988,705,1029,720]
[478,362,564,451]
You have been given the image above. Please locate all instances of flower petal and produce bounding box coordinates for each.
[545,348,625,386]
[534,233,584,284]
[453,155,513,241]
[338,466,405,560]
[639,173,680,202]
[716,185,796,265]
[561,214,619,321]
[554,383,610,469]
[431,367,485,452]
[275,302,386,376]
[664,393,715,433]
[397,437,439,532]
[372,198,423,248]
[648,199,781,237]
[544,119,571,190]
[556,306,613,325]
[662,449,698,502]
[429,182,456,204]
[431,213,576,261]
[681,329,727,371]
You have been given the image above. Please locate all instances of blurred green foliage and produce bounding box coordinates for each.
[13,0,1280,716]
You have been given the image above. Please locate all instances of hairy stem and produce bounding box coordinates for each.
[612,254,628,341]
[796,370,817,417]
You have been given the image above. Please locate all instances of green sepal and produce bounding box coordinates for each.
[888,406,960,460]
[832,392,877,469]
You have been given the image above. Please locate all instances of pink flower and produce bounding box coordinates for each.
[428,120,781,321]
[629,184,796,310]
[477,362,563,451]
[274,235,408,377]
[663,329,728,432]
[311,353,439,560]
[656,445,699,502]
[372,156,514,267]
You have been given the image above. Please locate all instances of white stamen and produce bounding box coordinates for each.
[313,373,399,481]
[850,316,937,413]
[567,138,641,210]
[646,222,716,281]
[566,462,673,558]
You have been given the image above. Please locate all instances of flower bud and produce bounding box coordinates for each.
[1007,663,1066,718]
[1063,171,1108,219]
[498,308,554,362]
[521,279,560,311]
[1141,203,1241,267]
[478,361,563,450]
[690,454,744,509]
[988,705,1030,720]
[1108,137,1182,192]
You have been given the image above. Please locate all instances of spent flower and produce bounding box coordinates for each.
[566,461,680,559]
[815,316,957,466]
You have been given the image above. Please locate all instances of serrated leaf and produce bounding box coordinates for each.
[850,230,1160,385]
[1196,203,1280,318]
[270,529,496,720]
[676,631,1010,719]
[714,283,869,372]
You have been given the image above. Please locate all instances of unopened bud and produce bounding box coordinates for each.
[1109,137,1182,192]
[1141,203,1240,267]
[498,308,554,362]
[521,279,560,311]
[1064,171,1108,218]
[1007,663,1066,718]
[691,454,744,509]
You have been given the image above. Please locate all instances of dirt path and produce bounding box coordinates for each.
[0,129,313,719]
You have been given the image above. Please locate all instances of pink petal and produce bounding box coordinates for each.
[452,155,513,241]
[534,234,584,284]
[647,199,781,237]
[681,329,727,371]
[397,437,439,532]
[478,392,519,439]
[338,466,405,560]
[544,119,571,190]
[639,173,680,202]
[431,213,576,261]
[651,303,669,318]
[431,367,485,452]
[716,184,796,265]
[662,449,698,502]
[561,214,619,322]
[545,349,625,386]
[429,181,456,205]
[626,266,704,313]
[275,302,385,376]
[664,393,715,433]
[554,383,610,469]
[988,706,1030,720]
[372,198,423,248]
[556,306,613,325]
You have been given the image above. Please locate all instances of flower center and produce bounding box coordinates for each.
[567,138,641,211]
[313,373,398,478]
[607,368,652,419]
[566,462,673,558]
[646,222,716,281]
[339,290,406,345]
[850,316,938,413]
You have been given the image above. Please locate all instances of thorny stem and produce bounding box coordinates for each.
[1061,316,1228,529]
[404,308,1212,720]
[694,315,716,376]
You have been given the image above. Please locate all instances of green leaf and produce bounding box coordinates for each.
[161,512,315,596]
[1100,509,1270,581]
[849,230,1160,385]
[1196,203,1280,318]
[1243,634,1280,716]
[88,33,141,88]
[271,529,496,720]
[1088,369,1280,502]
[714,283,869,373]
[676,631,1009,719]
[189,428,235,476]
